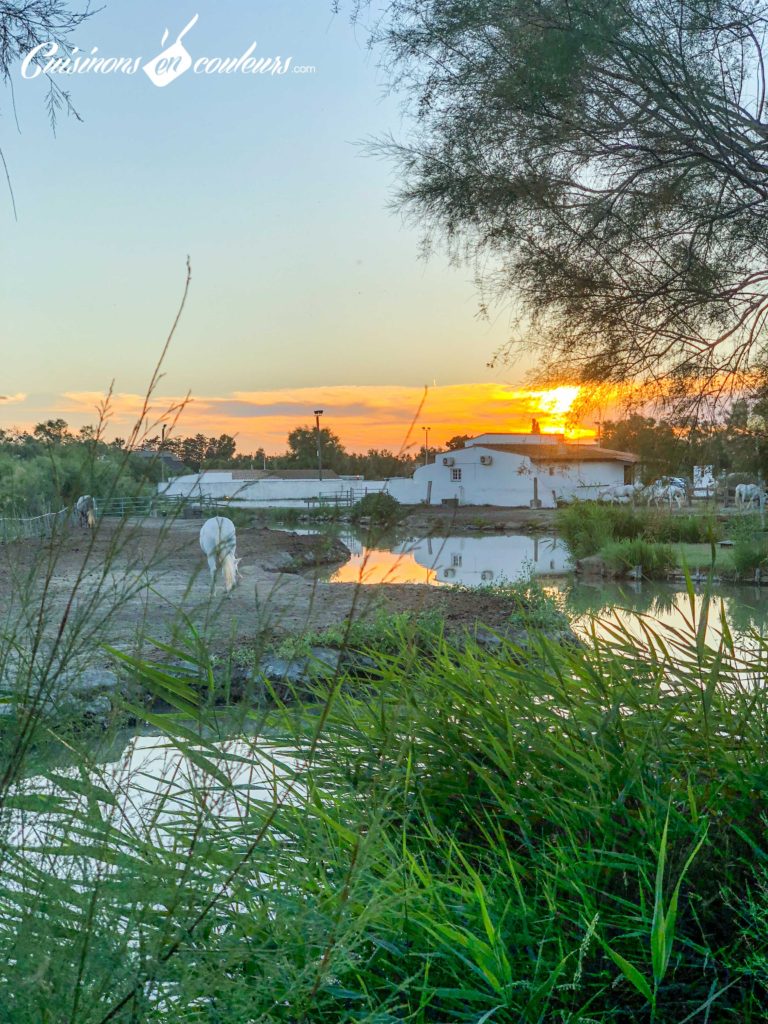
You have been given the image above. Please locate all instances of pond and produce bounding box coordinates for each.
[321,528,768,639]
[327,531,571,586]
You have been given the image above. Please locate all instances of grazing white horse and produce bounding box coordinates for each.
[735,483,764,510]
[645,482,685,509]
[75,495,96,528]
[598,482,643,504]
[199,516,239,592]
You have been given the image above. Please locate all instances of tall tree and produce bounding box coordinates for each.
[286,426,347,471]
[602,415,681,479]
[364,0,768,404]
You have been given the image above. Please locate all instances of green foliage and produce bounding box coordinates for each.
[451,571,570,632]
[556,501,648,558]
[365,0,768,401]
[601,537,677,575]
[0,439,157,516]
[728,514,768,575]
[7,588,768,1018]
[350,490,402,525]
[272,607,446,659]
[602,415,682,479]
[650,513,722,544]
[558,504,723,575]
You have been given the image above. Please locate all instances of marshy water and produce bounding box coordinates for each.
[319,527,768,639]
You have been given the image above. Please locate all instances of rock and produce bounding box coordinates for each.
[263,551,295,572]
[59,668,119,696]
[470,624,581,654]
[576,555,609,577]
[0,666,119,729]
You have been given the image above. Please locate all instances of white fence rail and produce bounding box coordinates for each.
[0,508,70,542]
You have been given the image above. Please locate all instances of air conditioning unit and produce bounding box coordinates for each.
[481,570,494,582]
[479,455,493,466]
[442,456,455,467]
[443,568,456,578]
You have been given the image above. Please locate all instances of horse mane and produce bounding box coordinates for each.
[221,553,240,592]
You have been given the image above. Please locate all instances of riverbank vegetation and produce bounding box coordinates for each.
[553,503,768,577]
[4,585,768,1021]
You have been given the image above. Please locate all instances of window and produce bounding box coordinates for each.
[548,467,555,476]
[451,468,462,481]
[451,554,463,567]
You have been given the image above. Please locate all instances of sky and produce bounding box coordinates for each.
[1,1,588,452]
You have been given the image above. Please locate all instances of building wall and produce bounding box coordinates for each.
[158,452,631,510]
[159,473,389,508]
[390,447,629,507]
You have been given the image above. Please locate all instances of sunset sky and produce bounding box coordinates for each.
[1,1,596,451]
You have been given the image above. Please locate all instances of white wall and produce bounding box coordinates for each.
[159,473,389,508]
[158,452,632,510]
[394,447,630,507]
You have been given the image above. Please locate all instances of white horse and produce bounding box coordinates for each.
[645,482,685,509]
[75,495,96,528]
[735,483,764,510]
[598,482,643,504]
[199,516,240,592]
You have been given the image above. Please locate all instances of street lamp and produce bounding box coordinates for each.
[314,409,324,481]
[422,426,430,467]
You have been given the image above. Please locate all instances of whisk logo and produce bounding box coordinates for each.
[143,14,198,88]
[19,14,312,86]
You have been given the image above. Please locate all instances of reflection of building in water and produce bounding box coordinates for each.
[408,534,570,586]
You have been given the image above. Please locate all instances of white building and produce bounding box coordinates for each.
[158,469,386,509]
[387,433,638,508]
[157,432,638,510]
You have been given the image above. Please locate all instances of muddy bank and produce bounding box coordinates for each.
[0,518,537,660]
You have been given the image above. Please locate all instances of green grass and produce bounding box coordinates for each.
[676,541,734,570]
[5,595,768,1021]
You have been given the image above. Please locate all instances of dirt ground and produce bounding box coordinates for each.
[0,518,526,660]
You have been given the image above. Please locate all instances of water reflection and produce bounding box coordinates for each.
[557,579,768,644]
[329,532,570,586]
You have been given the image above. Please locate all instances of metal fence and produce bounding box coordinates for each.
[94,495,220,519]
[0,508,70,542]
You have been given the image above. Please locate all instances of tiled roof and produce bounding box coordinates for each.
[475,444,639,463]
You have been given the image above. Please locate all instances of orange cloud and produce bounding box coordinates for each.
[57,383,597,453]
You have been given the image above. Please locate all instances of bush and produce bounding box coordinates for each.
[729,514,768,575]
[558,502,723,561]
[651,513,722,544]
[556,501,649,558]
[350,491,401,526]
[600,537,677,576]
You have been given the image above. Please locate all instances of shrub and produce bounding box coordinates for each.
[729,514,768,575]
[600,537,676,576]
[350,491,402,525]
[651,513,722,544]
[556,501,649,558]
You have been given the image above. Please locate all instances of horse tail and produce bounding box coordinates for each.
[87,508,96,528]
[221,552,239,592]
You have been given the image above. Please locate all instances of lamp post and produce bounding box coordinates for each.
[314,409,324,482]
[422,426,430,467]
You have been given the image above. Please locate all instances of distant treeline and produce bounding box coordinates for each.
[0,421,162,516]
[601,399,768,481]
[140,422,426,478]
[0,420,426,514]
